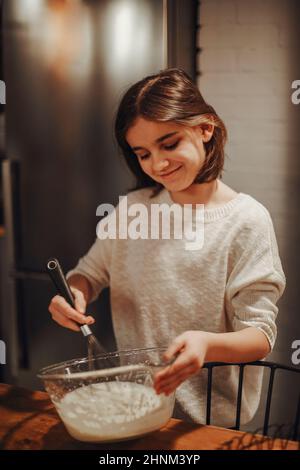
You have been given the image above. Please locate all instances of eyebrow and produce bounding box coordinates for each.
[131,131,179,151]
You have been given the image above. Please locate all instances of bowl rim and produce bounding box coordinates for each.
[37,346,171,381]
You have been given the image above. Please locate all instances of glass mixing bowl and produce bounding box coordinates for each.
[37,347,176,443]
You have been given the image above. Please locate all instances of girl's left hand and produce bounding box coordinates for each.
[154,331,211,395]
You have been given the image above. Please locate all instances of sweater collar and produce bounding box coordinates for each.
[155,188,247,223]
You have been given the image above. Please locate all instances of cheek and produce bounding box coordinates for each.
[138,159,152,174]
[186,144,206,167]
[177,146,203,167]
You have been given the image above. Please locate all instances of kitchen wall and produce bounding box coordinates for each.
[197,0,300,433]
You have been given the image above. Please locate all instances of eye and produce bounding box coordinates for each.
[164,140,179,151]
[138,154,150,161]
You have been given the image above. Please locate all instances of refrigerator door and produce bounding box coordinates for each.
[0,0,197,387]
[1,0,167,388]
[3,0,167,271]
[1,158,116,386]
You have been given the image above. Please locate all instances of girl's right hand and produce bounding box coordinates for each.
[48,286,95,332]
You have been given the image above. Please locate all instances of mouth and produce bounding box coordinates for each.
[158,165,182,179]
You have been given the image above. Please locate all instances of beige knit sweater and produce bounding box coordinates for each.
[66,187,286,427]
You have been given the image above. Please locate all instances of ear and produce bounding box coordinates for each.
[199,123,214,143]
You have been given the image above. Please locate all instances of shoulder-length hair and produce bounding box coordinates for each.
[114,68,227,196]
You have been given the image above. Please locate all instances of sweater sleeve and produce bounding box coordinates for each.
[66,213,114,303]
[225,207,286,350]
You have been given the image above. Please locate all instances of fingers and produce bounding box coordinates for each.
[155,364,199,395]
[163,336,186,362]
[51,310,81,332]
[51,295,94,324]
[154,348,203,394]
[71,287,86,313]
[156,352,192,379]
[155,331,207,395]
[49,294,95,331]
[156,349,196,382]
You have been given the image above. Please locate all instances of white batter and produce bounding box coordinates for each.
[56,381,174,442]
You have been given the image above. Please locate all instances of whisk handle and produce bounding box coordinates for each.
[47,257,93,337]
[46,258,75,307]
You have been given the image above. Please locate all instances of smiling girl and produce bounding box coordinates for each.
[49,69,286,427]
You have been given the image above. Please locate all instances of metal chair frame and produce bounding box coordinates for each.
[203,360,300,439]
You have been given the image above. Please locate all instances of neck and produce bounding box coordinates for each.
[170,179,218,205]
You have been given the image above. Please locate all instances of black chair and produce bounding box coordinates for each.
[203,360,300,439]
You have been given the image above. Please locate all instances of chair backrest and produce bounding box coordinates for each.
[203,360,300,438]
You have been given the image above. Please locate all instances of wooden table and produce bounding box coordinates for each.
[0,383,298,450]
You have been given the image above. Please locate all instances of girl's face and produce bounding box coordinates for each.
[126,117,213,192]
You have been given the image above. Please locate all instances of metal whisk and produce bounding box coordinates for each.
[46,257,110,360]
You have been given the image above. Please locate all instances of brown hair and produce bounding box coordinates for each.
[114,68,227,196]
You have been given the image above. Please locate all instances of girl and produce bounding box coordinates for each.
[49,68,286,427]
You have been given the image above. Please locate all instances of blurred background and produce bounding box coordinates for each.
[0,0,299,434]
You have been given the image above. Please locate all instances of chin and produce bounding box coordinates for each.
[161,180,190,192]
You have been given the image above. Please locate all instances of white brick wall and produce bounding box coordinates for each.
[197,0,300,430]
[200,24,279,48]
[197,0,300,211]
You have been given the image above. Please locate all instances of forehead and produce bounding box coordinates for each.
[126,117,183,147]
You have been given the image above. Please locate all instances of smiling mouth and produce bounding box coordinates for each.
[159,166,182,178]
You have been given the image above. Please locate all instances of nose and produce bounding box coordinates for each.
[151,154,170,174]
